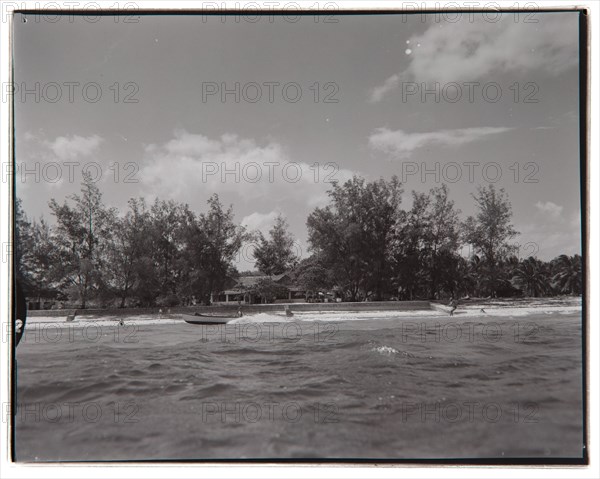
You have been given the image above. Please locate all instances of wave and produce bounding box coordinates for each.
[372,345,399,355]
[370,345,415,358]
[229,312,293,324]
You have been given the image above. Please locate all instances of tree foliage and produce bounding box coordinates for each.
[307,176,403,301]
[15,175,581,307]
[47,173,115,308]
[463,185,518,297]
[253,214,297,276]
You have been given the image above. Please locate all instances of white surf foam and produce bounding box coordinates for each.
[372,345,400,355]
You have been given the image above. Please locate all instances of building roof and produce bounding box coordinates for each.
[236,275,268,288]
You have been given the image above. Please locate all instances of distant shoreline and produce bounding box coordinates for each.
[24,296,582,324]
[27,296,582,316]
[27,300,431,317]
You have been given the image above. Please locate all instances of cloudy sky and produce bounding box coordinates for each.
[14,11,582,269]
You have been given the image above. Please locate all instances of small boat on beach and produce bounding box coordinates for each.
[181,312,239,325]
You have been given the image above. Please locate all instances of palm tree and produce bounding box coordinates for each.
[495,255,521,297]
[552,254,582,295]
[449,255,477,298]
[511,256,551,297]
[467,255,483,296]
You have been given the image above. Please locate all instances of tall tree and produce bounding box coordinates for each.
[146,199,201,306]
[195,195,248,303]
[14,200,59,302]
[390,194,427,300]
[428,185,461,297]
[253,215,298,276]
[413,184,462,299]
[48,173,114,308]
[104,198,154,307]
[307,176,403,301]
[464,185,518,297]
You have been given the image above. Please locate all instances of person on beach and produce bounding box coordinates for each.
[237,307,243,317]
[284,305,293,317]
[449,297,458,316]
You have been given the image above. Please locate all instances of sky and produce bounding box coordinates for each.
[13,11,583,270]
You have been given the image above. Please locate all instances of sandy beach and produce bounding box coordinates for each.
[14,300,584,461]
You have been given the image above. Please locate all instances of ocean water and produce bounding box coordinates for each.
[14,311,584,461]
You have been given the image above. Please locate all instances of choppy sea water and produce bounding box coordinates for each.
[15,310,584,461]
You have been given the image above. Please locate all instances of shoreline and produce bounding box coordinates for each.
[22,298,582,326]
[26,296,582,316]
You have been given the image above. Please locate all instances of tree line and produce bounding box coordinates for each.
[300,177,581,301]
[15,174,582,308]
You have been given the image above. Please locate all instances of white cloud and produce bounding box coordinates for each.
[535,201,563,218]
[241,210,280,233]
[368,126,511,158]
[47,134,103,160]
[370,15,578,102]
[370,73,402,103]
[15,132,104,191]
[139,130,357,207]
